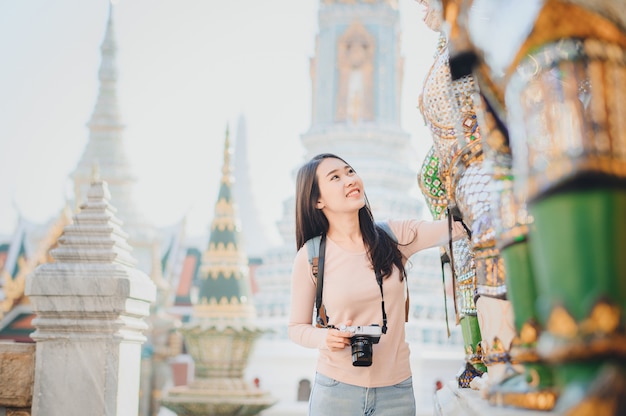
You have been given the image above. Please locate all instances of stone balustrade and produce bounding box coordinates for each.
[0,342,35,415]
[23,179,155,416]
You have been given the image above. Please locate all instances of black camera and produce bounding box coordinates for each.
[337,324,382,367]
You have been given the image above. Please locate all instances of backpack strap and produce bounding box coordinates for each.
[306,235,328,327]
[306,235,321,277]
[314,235,327,327]
[377,221,397,243]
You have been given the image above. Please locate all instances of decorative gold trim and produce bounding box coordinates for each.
[465,342,484,365]
[488,389,558,411]
[547,305,579,338]
[547,301,622,339]
[510,344,541,364]
[482,336,512,366]
[505,0,626,84]
[541,299,626,362]
[520,320,540,344]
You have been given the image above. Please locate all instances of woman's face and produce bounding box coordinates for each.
[315,157,365,215]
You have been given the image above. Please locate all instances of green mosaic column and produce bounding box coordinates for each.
[487,238,557,410]
[505,36,626,414]
[473,92,558,409]
[530,190,626,413]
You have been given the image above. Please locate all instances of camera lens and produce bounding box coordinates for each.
[351,336,373,367]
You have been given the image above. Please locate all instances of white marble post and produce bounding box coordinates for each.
[25,179,156,416]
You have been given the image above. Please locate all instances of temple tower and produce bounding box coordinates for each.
[69,4,159,275]
[276,0,423,245]
[161,128,276,415]
[233,114,271,260]
[68,7,185,415]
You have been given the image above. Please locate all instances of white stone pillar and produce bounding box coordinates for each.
[25,179,156,416]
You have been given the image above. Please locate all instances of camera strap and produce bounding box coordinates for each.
[375,269,388,334]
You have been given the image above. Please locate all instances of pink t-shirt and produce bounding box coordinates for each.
[288,218,463,388]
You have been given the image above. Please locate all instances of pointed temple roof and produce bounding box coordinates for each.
[51,176,137,268]
[0,207,72,341]
[192,128,256,324]
[70,4,156,249]
[232,114,271,259]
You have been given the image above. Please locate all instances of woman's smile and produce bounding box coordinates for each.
[346,188,360,198]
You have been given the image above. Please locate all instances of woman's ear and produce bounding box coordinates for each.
[316,200,324,209]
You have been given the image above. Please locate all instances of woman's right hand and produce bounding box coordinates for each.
[326,320,353,351]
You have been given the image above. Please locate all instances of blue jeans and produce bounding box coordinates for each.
[309,372,416,416]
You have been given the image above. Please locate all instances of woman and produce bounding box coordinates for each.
[288,153,467,415]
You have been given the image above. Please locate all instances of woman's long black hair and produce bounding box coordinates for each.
[295,153,407,281]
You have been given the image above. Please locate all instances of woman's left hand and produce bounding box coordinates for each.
[326,320,353,351]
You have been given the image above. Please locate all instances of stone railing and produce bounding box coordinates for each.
[0,342,35,415]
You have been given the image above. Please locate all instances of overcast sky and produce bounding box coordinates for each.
[0,0,438,244]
